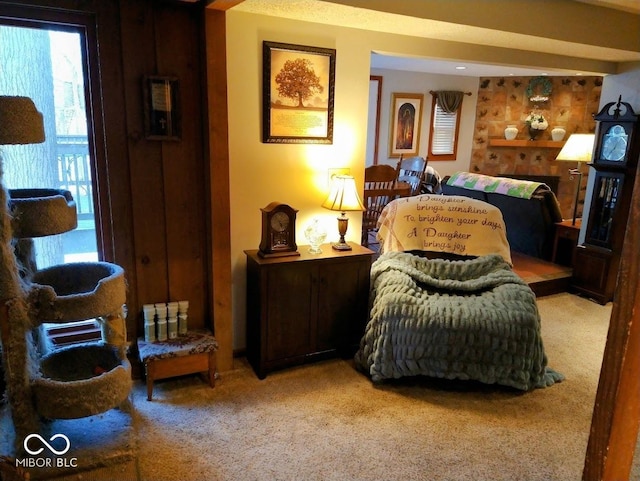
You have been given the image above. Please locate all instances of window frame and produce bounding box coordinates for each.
[428,96,461,161]
[0,8,111,348]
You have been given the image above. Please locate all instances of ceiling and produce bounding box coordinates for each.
[575,0,640,14]
[368,56,584,79]
[229,0,640,77]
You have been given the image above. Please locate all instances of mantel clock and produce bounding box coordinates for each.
[258,202,300,258]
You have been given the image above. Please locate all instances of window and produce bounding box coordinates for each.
[1,18,103,346]
[428,96,461,160]
[1,26,98,267]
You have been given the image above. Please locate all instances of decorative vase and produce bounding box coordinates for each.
[551,126,566,142]
[304,218,327,254]
[504,125,518,140]
[528,127,542,141]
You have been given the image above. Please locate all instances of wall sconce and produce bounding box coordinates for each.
[556,133,595,225]
[321,174,364,251]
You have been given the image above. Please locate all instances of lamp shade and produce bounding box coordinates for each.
[0,95,45,145]
[321,174,365,212]
[556,133,595,163]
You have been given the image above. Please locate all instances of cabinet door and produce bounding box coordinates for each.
[316,259,370,353]
[584,171,624,249]
[265,263,316,361]
[571,245,614,304]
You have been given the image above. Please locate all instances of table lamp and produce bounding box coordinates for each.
[555,133,595,225]
[321,174,365,251]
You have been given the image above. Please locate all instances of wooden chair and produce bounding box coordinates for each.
[364,164,397,189]
[362,165,397,247]
[395,155,427,196]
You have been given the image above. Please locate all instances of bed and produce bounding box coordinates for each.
[354,194,563,390]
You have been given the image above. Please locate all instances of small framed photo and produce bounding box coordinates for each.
[262,41,336,144]
[389,92,423,158]
[143,76,180,141]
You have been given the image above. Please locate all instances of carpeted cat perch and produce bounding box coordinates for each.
[0,96,132,476]
[32,342,131,420]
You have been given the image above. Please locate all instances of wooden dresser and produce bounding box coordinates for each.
[245,243,374,379]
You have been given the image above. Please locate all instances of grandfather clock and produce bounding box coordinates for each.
[571,97,639,304]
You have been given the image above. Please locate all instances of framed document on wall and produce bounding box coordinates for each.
[144,76,180,141]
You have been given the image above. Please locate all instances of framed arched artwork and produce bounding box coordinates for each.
[388,92,423,158]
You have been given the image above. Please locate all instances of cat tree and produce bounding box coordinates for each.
[0,96,132,451]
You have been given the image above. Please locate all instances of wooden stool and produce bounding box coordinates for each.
[138,329,218,401]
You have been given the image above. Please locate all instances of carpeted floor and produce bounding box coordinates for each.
[131,292,615,481]
[5,292,640,480]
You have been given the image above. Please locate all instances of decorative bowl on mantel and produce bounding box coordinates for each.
[551,126,566,141]
[504,125,518,140]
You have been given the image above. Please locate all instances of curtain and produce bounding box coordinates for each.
[433,90,464,113]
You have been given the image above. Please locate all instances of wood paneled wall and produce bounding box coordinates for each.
[119,0,209,331]
[1,0,221,359]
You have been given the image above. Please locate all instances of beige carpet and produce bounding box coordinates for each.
[5,292,638,480]
[133,292,618,481]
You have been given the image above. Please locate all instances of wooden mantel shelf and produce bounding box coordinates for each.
[488,139,565,148]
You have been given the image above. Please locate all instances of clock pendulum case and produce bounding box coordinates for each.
[571,96,640,304]
[258,202,300,258]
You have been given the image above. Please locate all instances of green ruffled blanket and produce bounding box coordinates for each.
[354,252,563,390]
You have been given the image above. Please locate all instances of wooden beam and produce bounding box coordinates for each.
[204,8,233,372]
[583,148,640,479]
[206,0,244,10]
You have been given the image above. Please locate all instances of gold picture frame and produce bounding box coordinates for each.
[389,92,423,158]
[262,41,336,144]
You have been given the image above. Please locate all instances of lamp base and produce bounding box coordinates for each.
[331,213,352,250]
[569,165,584,227]
[331,241,352,251]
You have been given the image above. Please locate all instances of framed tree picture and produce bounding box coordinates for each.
[388,92,423,157]
[262,41,336,144]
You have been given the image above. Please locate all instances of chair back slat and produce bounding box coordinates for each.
[364,164,396,189]
[362,188,396,230]
[395,155,427,196]
[362,164,398,247]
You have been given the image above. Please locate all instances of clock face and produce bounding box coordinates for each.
[270,211,290,232]
[601,124,628,161]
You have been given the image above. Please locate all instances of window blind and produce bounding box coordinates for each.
[431,103,457,155]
